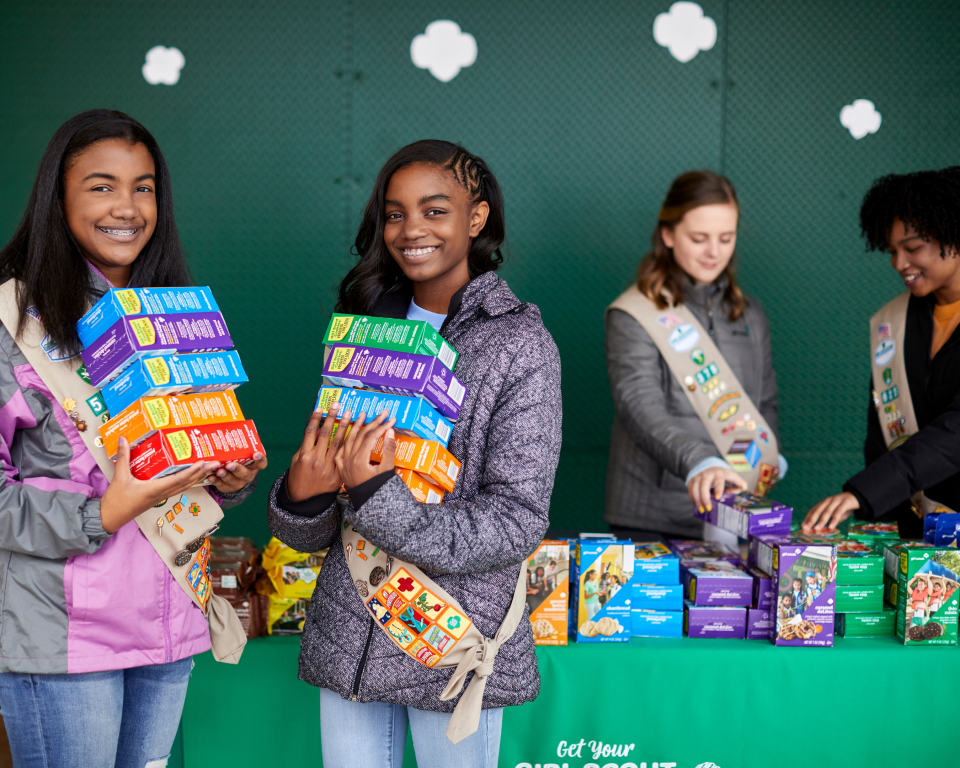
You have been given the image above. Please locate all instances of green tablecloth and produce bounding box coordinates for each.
[179,633,952,767]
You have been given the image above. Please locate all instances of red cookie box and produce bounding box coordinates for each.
[128,419,263,481]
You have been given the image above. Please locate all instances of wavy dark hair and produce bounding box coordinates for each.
[0,109,191,357]
[636,170,745,321]
[336,140,505,314]
[860,167,960,257]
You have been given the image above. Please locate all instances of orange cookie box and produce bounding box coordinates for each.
[394,468,444,504]
[371,433,461,493]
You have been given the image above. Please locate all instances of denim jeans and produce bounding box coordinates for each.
[319,687,503,768]
[0,656,193,768]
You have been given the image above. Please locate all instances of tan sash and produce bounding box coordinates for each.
[0,280,246,663]
[608,285,780,494]
[340,509,527,744]
[870,291,954,516]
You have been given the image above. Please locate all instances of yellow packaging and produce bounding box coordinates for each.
[99,391,244,458]
[266,595,311,635]
[395,468,444,504]
[256,537,327,599]
[526,540,570,646]
[372,433,461,493]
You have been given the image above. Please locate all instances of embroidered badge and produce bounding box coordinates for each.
[386,619,416,648]
[411,588,446,620]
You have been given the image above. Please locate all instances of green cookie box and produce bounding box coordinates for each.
[835,584,884,613]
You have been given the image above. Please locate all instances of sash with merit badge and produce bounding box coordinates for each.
[608,285,780,494]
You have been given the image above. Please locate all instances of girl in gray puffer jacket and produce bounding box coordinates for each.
[268,140,562,768]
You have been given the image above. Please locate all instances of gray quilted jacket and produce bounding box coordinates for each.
[604,277,779,537]
[268,271,562,711]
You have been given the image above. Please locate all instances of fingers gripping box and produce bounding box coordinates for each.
[896,545,960,646]
[526,540,570,646]
[316,387,453,447]
[571,539,634,642]
[127,419,263,481]
[102,351,248,416]
[83,313,233,387]
[99,391,244,458]
[693,491,793,538]
[371,433,460,493]
[323,314,458,371]
[323,345,467,422]
[771,542,837,646]
[77,287,219,348]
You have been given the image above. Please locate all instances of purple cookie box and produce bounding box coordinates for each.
[323,344,466,421]
[681,561,753,606]
[746,607,774,640]
[83,312,233,387]
[771,542,837,647]
[667,539,740,562]
[694,491,793,538]
[748,567,774,610]
[684,602,747,638]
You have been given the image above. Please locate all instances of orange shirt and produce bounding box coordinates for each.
[931,298,960,358]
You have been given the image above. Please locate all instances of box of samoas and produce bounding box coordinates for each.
[315,386,452,447]
[77,287,219,348]
[771,541,837,646]
[102,351,247,416]
[323,314,458,372]
[571,539,634,642]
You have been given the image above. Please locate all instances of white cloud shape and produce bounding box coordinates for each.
[653,2,717,63]
[410,20,477,82]
[142,45,185,86]
[840,99,882,140]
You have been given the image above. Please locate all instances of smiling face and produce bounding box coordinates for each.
[62,138,157,287]
[383,162,489,313]
[661,202,738,286]
[888,218,960,305]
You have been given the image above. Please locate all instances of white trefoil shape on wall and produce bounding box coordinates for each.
[840,99,882,139]
[653,2,717,63]
[410,20,477,82]
[142,46,185,85]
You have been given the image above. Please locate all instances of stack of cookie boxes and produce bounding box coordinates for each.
[78,287,263,492]
[318,313,464,502]
[630,543,682,638]
[671,540,755,639]
[831,539,890,639]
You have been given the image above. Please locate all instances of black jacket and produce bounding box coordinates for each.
[845,293,960,536]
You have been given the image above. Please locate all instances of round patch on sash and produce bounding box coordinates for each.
[369,566,386,587]
[874,339,895,367]
[668,324,700,353]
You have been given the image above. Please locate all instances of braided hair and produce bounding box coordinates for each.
[336,140,505,315]
[860,167,960,256]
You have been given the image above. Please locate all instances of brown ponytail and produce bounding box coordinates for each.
[636,170,746,321]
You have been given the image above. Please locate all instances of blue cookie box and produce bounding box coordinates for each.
[632,584,683,611]
[631,609,683,638]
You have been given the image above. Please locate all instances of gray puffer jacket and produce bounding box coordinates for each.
[268,271,562,711]
[604,277,779,537]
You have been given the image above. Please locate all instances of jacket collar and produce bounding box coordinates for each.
[681,273,727,311]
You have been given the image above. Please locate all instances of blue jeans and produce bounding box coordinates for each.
[319,687,503,768]
[0,657,193,768]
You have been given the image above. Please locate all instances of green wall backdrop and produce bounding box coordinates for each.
[2,0,959,544]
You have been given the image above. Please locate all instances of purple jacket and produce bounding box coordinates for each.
[0,272,253,674]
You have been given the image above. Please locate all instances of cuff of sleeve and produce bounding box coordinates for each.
[81,499,111,541]
[347,472,395,511]
[278,475,339,519]
[685,457,732,486]
[842,483,873,519]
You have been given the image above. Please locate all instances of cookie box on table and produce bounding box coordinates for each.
[770,541,837,647]
[323,345,467,422]
[693,491,792,538]
[882,540,936,579]
[682,560,753,606]
[83,312,233,387]
[884,573,898,607]
[896,545,960,646]
[526,540,570,646]
[316,386,452,447]
[837,608,896,638]
[747,566,774,611]
[99,391,244,458]
[371,433,460,493]
[924,512,960,547]
[77,286,219,348]
[684,602,746,639]
[632,542,679,585]
[128,419,262,481]
[747,607,774,639]
[102,351,248,416]
[632,584,683,611]
[836,551,884,585]
[847,522,899,548]
[631,608,682,638]
[667,539,739,562]
[835,584,884,613]
[570,539,634,642]
[323,314,458,371]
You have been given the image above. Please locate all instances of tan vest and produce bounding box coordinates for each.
[608,285,779,494]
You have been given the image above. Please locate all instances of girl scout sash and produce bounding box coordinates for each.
[608,285,780,494]
[870,291,954,516]
[0,280,246,663]
[340,506,527,744]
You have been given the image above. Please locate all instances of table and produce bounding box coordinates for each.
[177,633,953,767]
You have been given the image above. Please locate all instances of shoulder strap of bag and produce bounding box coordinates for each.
[608,285,779,494]
[0,279,245,663]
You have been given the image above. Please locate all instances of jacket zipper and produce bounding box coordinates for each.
[163,570,173,663]
[351,617,375,701]
[706,296,715,336]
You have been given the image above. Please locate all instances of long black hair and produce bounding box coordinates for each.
[336,140,505,314]
[0,109,192,357]
[860,167,960,257]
